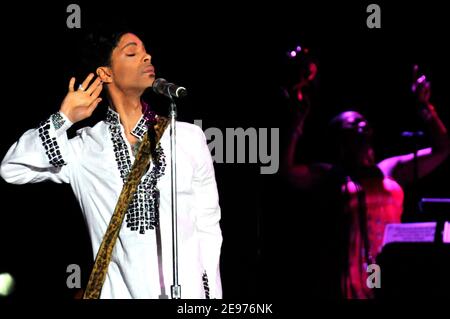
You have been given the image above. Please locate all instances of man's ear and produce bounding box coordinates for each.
[96,67,113,83]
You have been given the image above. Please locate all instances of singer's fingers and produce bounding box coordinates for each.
[86,77,102,95]
[80,73,95,91]
[68,77,76,92]
[87,98,102,115]
[90,82,103,100]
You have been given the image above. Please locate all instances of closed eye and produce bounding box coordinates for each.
[126,53,136,57]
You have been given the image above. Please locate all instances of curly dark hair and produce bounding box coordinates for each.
[79,25,143,75]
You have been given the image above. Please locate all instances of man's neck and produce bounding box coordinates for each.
[108,89,143,134]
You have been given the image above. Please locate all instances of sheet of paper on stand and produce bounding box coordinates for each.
[443,222,450,244]
[382,222,437,248]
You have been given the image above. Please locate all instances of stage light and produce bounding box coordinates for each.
[287,44,308,59]
[0,273,15,297]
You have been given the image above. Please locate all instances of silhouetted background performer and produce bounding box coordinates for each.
[282,50,449,298]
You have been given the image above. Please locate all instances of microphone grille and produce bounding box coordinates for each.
[152,78,167,94]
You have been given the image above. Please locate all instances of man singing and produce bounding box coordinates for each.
[0,30,222,299]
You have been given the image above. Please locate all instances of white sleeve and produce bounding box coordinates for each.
[0,111,78,184]
[192,125,223,299]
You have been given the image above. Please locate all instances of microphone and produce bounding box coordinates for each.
[152,78,187,98]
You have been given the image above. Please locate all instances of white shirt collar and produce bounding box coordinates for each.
[105,107,148,140]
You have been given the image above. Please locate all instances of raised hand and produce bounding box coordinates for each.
[412,65,431,105]
[60,73,103,123]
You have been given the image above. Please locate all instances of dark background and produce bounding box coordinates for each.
[0,0,449,301]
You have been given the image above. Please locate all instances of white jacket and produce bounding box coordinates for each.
[0,108,222,299]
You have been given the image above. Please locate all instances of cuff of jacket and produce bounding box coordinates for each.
[51,111,73,137]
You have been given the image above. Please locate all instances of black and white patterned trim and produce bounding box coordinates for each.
[51,112,66,130]
[38,115,67,167]
[109,123,133,182]
[105,107,120,125]
[106,107,148,141]
[202,271,210,299]
[125,145,166,233]
[131,116,148,140]
[106,107,166,234]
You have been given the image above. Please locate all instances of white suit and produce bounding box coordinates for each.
[0,108,222,299]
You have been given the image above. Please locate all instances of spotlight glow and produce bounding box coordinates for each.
[0,273,15,297]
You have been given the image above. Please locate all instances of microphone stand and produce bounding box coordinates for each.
[169,96,181,299]
[412,132,419,216]
[402,130,423,217]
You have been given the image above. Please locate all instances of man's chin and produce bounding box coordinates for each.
[140,78,155,90]
[147,77,156,88]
